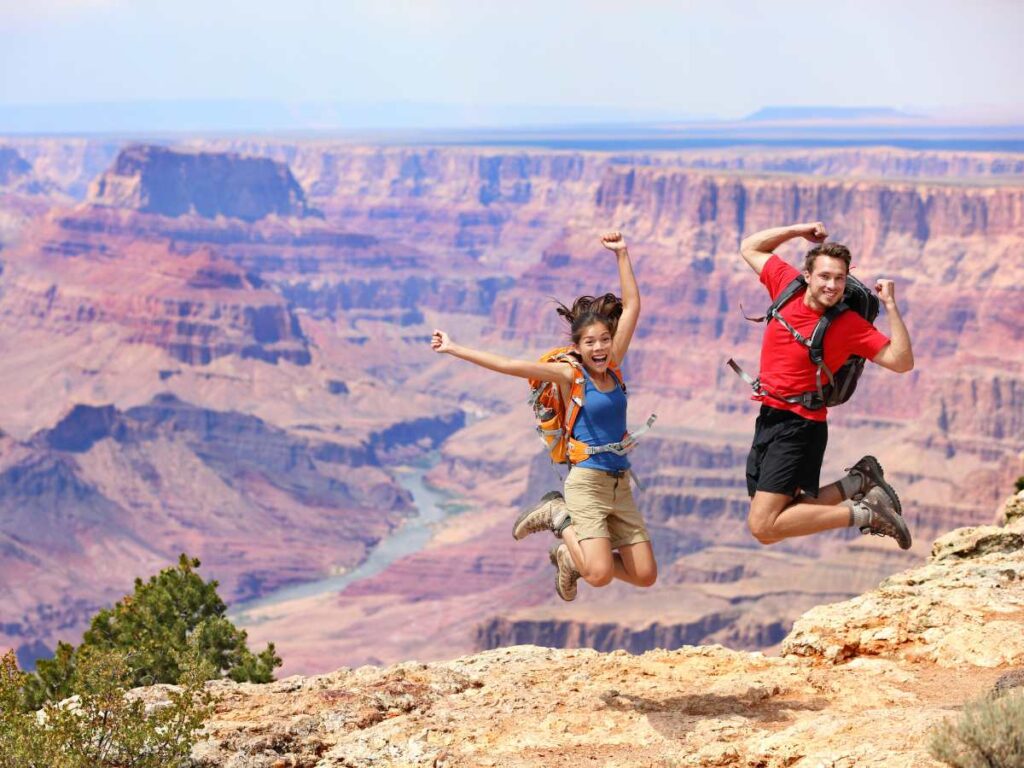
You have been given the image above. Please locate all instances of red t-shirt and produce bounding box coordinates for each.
[756,255,889,422]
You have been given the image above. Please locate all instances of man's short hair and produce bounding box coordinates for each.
[804,243,851,275]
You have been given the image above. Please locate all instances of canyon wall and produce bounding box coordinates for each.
[0,138,1021,674]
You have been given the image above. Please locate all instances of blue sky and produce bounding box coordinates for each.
[1,0,1021,122]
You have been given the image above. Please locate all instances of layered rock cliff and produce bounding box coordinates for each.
[0,147,31,187]
[0,394,413,661]
[0,144,502,661]
[226,142,1022,674]
[1,139,1021,679]
[89,144,315,221]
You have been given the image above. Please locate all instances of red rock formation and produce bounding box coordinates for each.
[0,147,31,187]
[89,144,315,221]
[0,146,496,661]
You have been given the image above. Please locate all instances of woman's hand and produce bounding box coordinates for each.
[431,329,453,353]
[601,231,627,253]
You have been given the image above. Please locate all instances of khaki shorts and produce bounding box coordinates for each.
[564,467,650,549]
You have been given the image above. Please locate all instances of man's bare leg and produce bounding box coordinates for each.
[747,490,850,545]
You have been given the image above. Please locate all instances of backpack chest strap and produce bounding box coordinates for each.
[567,413,658,459]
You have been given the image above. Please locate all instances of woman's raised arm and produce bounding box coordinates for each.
[431,330,574,385]
[602,232,640,364]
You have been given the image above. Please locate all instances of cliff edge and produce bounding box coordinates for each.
[153,493,1024,767]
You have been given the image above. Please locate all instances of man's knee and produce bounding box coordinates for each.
[747,509,780,545]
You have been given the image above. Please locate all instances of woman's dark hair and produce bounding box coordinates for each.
[555,293,623,344]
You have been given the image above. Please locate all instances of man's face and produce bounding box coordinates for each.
[803,255,848,309]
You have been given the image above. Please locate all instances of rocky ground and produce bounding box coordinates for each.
[138,493,1024,767]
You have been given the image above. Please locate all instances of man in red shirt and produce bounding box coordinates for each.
[739,221,915,549]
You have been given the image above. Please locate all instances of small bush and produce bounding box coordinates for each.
[1015,476,1024,493]
[0,644,214,768]
[929,689,1024,768]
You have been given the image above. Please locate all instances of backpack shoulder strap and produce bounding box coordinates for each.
[768,275,808,317]
[607,361,627,395]
[558,355,587,445]
[745,275,807,323]
[807,302,849,366]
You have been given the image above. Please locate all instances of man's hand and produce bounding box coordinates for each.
[875,279,896,306]
[601,231,627,253]
[799,222,828,243]
[431,329,453,353]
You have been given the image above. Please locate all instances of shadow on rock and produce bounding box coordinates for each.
[599,686,828,740]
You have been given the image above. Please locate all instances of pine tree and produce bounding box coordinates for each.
[21,554,281,709]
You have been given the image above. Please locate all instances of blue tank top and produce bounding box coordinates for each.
[572,371,629,472]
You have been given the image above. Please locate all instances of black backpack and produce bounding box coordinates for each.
[727,274,880,410]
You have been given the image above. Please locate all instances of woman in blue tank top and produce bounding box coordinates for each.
[430,232,656,603]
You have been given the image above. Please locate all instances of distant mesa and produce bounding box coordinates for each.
[88,144,317,222]
[744,106,920,122]
[0,146,32,186]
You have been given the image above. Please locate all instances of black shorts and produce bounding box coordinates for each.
[746,405,828,498]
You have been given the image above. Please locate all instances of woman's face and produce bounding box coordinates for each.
[574,321,613,374]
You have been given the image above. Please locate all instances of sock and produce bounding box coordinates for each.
[550,499,570,530]
[848,502,871,529]
[836,473,862,501]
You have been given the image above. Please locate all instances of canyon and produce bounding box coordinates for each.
[0,137,1020,676]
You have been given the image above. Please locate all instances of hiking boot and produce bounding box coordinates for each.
[549,543,580,602]
[513,491,569,540]
[842,455,902,515]
[856,486,912,550]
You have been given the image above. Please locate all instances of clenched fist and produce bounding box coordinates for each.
[431,329,453,353]
[600,231,627,252]
[874,279,896,305]
[801,222,828,244]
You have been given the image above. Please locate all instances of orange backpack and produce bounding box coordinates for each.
[528,346,628,465]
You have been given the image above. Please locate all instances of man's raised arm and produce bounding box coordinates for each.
[740,222,828,276]
[870,280,915,374]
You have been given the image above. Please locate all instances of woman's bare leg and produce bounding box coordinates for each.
[562,526,615,587]
[615,541,657,587]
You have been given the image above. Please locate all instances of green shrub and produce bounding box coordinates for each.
[1015,476,1024,493]
[21,553,281,710]
[929,689,1024,768]
[0,643,214,768]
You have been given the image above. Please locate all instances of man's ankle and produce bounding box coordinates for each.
[848,501,871,529]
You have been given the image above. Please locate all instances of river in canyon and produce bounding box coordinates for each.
[230,455,458,619]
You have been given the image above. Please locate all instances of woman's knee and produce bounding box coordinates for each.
[634,566,658,588]
[582,565,614,587]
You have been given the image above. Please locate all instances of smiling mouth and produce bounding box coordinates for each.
[592,354,608,364]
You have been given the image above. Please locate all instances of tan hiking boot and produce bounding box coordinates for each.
[513,491,569,541]
[856,486,912,550]
[549,543,580,601]
[842,455,903,514]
